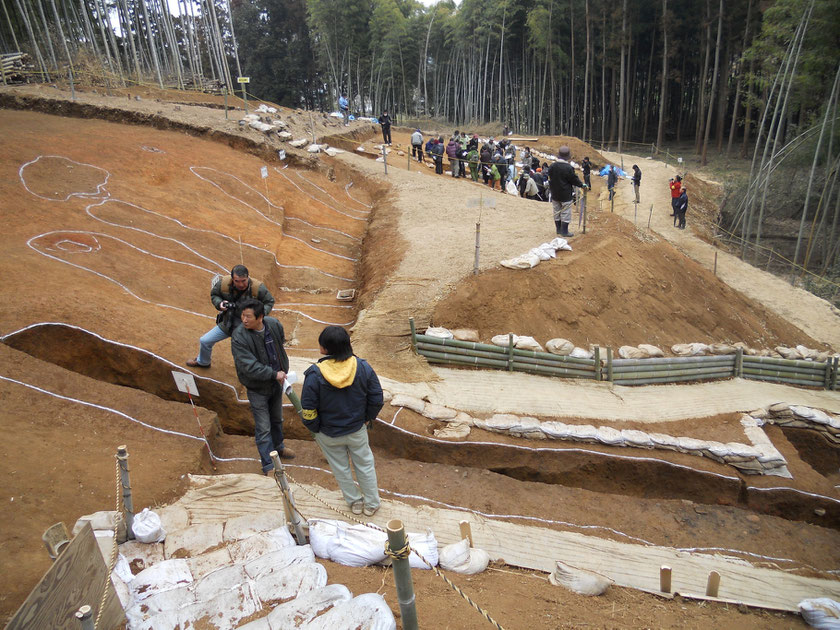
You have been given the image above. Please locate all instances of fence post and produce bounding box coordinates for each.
[833,357,839,390]
[409,317,416,353]
[607,347,614,382]
[594,346,601,381]
[507,333,515,371]
[824,357,832,390]
[735,347,743,378]
[270,451,306,545]
[116,446,135,540]
[74,605,94,630]
[386,520,419,630]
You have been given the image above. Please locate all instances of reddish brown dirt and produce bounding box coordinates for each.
[432,212,823,352]
[0,91,837,628]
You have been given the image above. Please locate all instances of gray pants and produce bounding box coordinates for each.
[552,199,573,223]
[314,425,380,510]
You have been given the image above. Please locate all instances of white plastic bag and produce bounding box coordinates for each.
[133,507,166,543]
[309,520,387,567]
[438,538,490,574]
[799,598,840,629]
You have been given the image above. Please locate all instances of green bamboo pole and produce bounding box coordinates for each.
[416,342,517,364]
[409,317,416,353]
[742,368,824,384]
[611,359,736,374]
[832,357,838,390]
[607,347,614,382]
[612,354,737,367]
[741,361,827,377]
[510,361,598,379]
[423,351,509,370]
[386,520,419,630]
[613,366,736,380]
[824,358,832,389]
[742,355,831,370]
[742,373,824,388]
[616,371,733,386]
[735,347,743,378]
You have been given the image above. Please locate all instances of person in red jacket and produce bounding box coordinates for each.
[669,175,682,216]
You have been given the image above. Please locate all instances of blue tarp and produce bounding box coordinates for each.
[599,166,627,177]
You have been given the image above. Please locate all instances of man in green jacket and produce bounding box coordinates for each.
[231,298,295,473]
[187,265,274,368]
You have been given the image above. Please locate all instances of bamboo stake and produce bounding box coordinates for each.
[387,520,419,630]
[660,566,672,593]
[706,571,720,597]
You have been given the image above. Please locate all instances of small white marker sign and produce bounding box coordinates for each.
[237,76,250,84]
[260,166,268,179]
[172,370,199,396]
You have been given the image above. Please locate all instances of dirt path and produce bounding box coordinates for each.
[601,150,840,350]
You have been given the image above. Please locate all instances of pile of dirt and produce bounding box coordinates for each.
[432,212,823,351]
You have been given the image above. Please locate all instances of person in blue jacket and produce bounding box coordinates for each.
[301,326,384,517]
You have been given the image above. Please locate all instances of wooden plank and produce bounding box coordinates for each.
[175,475,840,613]
[6,523,125,630]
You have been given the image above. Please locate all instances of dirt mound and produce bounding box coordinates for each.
[432,213,822,351]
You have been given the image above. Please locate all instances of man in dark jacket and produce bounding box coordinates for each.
[432,138,445,175]
[632,164,642,203]
[231,298,294,474]
[187,265,274,368]
[675,186,688,229]
[581,157,592,188]
[547,146,586,236]
[378,110,392,145]
[301,326,383,516]
[607,165,618,201]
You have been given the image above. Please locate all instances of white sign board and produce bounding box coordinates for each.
[260,166,268,179]
[237,76,250,84]
[172,370,199,396]
[466,197,496,208]
[677,157,683,164]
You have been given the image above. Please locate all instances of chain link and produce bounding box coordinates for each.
[275,469,507,630]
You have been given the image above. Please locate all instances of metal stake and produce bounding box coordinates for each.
[116,446,135,540]
[270,450,306,545]
[386,519,419,630]
[473,222,481,275]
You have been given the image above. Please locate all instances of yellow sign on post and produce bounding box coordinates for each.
[237,77,250,115]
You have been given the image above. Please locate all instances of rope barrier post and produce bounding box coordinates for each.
[714,251,718,276]
[735,347,743,378]
[270,450,307,545]
[647,204,653,230]
[594,346,602,381]
[474,221,481,275]
[409,317,417,353]
[116,445,135,540]
[224,89,228,120]
[507,333,515,371]
[383,145,388,175]
[580,188,587,233]
[74,604,94,630]
[386,519,419,630]
[824,356,832,390]
[69,67,75,101]
[607,347,614,382]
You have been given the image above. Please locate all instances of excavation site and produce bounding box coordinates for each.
[1,85,839,630]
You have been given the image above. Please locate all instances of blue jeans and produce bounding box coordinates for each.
[247,383,285,472]
[195,325,229,366]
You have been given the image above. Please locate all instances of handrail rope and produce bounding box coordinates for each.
[94,455,122,630]
[273,468,507,630]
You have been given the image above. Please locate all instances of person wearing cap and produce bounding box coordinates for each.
[669,175,682,216]
[377,110,392,145]
[410,128,423,162]
[531,167,548,201]
[581,157,592,188]
[547,146,586,237]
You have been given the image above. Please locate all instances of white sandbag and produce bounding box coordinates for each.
[595,426,625,446]
[277,131,292,140]
[307,143,322,153]
[300,593,396,630]
[548,561,612,596]
[132,507,166,543]
[566,424,599,440]
[390,394,426,414]
[799,598,840,629]
[515,336,544,352]
[618,345,647,359]
[452,329,480,342]
[324,147,343,157]
[491,334,518,347]
[253,584,352,629]
[73,510,126,542]
[790,406,833,425]
[638,344,664,357]
[500,256,534,269]
[438,538,489,574]
[676,437,712,452]
[478,414,521,432]
[249,120,275,133]
[407,529,438,569]
[422,403,458,420]
[796,345,820,360]
[709,343,737,355]
[540,421,573,439]
[671,343,710,356]
[433,422,471,439]
[648,432,680,449]
[129,559,192,603]
[775,346,799,359]
[546,338,574,355]
[548,237,572,251]
[289,139,308,148]
[308,520,387,567]
[620,429,654,448]
[570,347,593,359]
[536,242,558,259]
[255,104,277,114]
[242,114,260,122]
[425,326,454,339]
[530,247,553,261]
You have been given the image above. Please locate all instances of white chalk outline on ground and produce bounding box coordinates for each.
[19,156,357,325]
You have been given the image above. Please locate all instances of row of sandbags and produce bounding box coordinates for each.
[424,327,836,362]
[761,403,840,444]
[388,393,789,475]
[308,520,489,575]
[500,237,573,270]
